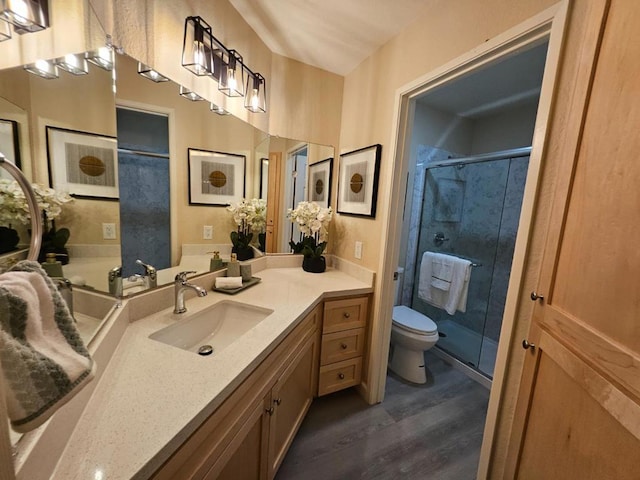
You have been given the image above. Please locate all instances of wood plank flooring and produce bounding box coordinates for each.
[276,352,490,480]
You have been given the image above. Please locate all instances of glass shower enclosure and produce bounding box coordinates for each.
[408,148,530,378]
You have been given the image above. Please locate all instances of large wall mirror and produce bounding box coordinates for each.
[0,50,335,307]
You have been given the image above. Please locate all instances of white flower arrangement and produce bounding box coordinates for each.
[226,198,267,234]
[0,179,73,227]
[287,201,333,243]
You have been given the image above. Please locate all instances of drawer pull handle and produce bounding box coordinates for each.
[266,406,275,416]
[338,373,345,380]
[274,398,282,406]
[343,312,351,318]
[341,343,348,349]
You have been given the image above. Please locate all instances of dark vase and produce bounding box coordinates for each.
[0,227,19,254]
[302,255,326,273]
[232,245,254,261]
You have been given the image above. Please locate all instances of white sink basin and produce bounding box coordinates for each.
[149,300,274,355]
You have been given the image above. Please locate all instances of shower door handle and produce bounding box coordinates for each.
[433,232,450,247]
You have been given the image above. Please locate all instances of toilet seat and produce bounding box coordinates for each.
[392,306,437,335]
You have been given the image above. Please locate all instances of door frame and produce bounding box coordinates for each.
[374,2,570,477]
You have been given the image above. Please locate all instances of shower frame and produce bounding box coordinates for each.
[407,146,532,385]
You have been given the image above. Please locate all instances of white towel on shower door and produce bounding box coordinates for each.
[418,252,472,315]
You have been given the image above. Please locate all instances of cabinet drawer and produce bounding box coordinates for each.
[321,328,365,365]
[323,296,368,333]
[318,357,362,396]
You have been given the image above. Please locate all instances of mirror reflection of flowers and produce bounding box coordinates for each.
[288,201,333,273]
[226,198,267,260]
[0,180,73,259]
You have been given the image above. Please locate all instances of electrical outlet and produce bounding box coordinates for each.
[203,225,213,240]
[102,223,116,240]
[355,241,363,259]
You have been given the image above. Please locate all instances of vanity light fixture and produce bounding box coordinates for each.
[85,46,114,71]
[219,49,244,97]
[55,53,89,75]
[182,16,214,76]
[210,103,230,116]
[1,0,48,33]
[244,71,266,113]
[0,18,11,41]
[179,86,204,102]
[24,58,58,79]
[137,62,169,83]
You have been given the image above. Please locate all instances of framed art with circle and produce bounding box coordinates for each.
[337,144,381,217]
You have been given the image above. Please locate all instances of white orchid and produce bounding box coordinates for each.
[0,180,72,227]
[287,201,333,242]
[226,198,267,233]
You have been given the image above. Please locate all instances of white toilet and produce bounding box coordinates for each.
[389,268,439,384]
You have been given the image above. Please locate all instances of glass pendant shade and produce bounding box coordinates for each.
[179,86,204,102]
[56,53,89,75]
[244,72,266,113]
[219,50,244,97]
[85,47,114,71]
[137,62,169,82]
[24,58,57,79]
[182,16,213,76]
[210,103,230,115]
[0,18,11,41]
[1,0,48,33]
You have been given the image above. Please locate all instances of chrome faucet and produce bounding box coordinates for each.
[136,259,157,289]
[174,271,207,314]
[108,265,123,297]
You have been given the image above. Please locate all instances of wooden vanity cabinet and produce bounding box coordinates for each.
[318,295,368,396]
[152,304,321,480]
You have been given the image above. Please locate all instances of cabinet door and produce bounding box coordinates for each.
[505,1,640,477]
[267,334,317,479]
[205,394,270,480]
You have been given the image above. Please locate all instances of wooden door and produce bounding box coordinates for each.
[505,1,640,477]
[267,333,317,479]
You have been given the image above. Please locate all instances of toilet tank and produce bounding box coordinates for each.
[394,267,404,306]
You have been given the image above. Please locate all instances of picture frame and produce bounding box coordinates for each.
[0,119,21,172]
[259,157,269,200]
[337,144,381,217]
[46,126,118,200]
[307,157,333,208]
[188,148,246,206]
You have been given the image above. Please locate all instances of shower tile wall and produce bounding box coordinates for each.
[402,145,456,305]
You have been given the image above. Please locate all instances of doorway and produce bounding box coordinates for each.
[281,144,308,251]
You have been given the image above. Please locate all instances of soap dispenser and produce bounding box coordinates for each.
[227,253,241,277]
[42,253,64,278]
[209,251,224,271]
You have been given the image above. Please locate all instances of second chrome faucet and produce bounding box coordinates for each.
[174,271,207,314]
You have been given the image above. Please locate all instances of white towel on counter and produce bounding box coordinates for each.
[418,252,472,315]
[215,276,243,289]
[0,261,95,433]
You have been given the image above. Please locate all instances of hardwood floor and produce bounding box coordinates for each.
[276,351,490,480]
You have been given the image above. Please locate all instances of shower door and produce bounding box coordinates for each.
[410,154,529,377]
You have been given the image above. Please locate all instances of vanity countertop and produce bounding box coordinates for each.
[50,266,373,479]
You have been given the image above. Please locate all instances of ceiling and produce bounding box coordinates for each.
[417,41,549,119]
[228,0,433,76]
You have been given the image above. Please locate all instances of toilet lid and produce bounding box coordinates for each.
[392,306,438,335]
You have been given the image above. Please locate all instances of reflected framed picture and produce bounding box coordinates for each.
[337,144,381,218]
[188,148,246,206]
[46,126,118,200]
[307,157,333,208]
[259,157,269,200]
[0,119,21,172]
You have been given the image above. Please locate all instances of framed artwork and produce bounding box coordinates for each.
[188,148,246,206]
[46,126,118,199]
[337,144,381,217]
[307,157,333,209]
[259,157,269,200]
[0,119,21,172]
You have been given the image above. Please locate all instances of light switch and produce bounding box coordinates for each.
[203,225,213,240]
[355,241,363,259]
[102,223,116,240]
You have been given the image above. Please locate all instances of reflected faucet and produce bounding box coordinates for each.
[108,265,123,297]
[136,259,157,289]
[174,271,207,314]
